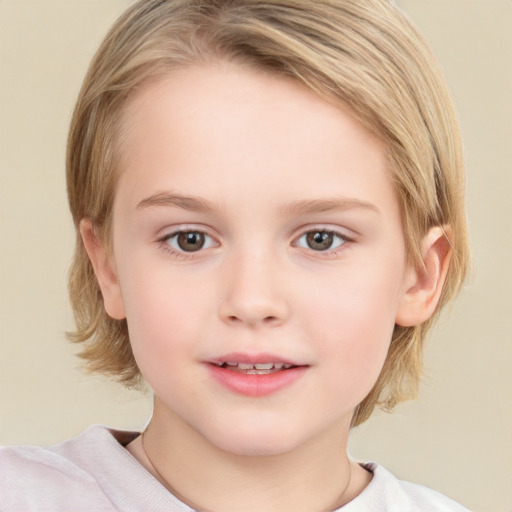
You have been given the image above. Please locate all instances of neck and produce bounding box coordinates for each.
[130,402,371,512]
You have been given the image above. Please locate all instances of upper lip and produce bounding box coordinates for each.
[206,352,306,366]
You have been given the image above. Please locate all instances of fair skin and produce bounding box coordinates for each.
[82,62,450,511]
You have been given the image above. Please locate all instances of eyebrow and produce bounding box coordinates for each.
[137,192,216,212]
[136,192,379,215]
[282,198,379,216]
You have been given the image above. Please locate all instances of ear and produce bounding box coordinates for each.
[79,219,126,320]
[395,226,452,327]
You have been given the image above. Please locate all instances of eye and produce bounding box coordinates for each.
[296,230,346,252]
[164,230,216,253]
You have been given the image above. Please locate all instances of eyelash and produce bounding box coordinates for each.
[159,228,215,260]
[294,228,351,256]
[158,227,353,259]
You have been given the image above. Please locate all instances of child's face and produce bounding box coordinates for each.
[102,62,413,455]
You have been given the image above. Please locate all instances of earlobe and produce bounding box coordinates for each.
[395,226,452,327]
[79,219,126,320]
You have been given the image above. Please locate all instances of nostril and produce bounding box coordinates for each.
[224,314,280,326]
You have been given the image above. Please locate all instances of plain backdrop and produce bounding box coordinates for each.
[1,1,511,511]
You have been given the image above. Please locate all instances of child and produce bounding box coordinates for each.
[0,0,471,510]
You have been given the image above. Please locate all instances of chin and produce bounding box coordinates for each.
[204,420,303,457]
[217,438,298,457]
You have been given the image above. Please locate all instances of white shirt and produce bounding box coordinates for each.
[0,425,469,511]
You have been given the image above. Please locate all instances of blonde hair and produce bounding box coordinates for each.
[67,0,470,426]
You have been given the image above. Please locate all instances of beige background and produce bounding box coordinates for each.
[1,1,511,511]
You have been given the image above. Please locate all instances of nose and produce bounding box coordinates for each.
[218,248,290,328]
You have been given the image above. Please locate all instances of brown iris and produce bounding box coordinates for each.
[306,231,334,251]
[177,232,206,252]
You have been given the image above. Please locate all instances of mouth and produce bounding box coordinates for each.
[210,361,297,375]
[206,354,308,397]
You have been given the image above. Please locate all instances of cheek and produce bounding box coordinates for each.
[303,264,402,398]
[117,263,213,382]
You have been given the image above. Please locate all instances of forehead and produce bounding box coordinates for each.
[113,61,396,218]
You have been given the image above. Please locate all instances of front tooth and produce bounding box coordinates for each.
[255,363,273,370]
[238,363,254,370]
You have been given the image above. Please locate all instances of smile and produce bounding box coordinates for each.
[206,355,308,397]
[212,361,295,374]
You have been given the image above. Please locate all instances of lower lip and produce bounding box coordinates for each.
[206,364,308,397]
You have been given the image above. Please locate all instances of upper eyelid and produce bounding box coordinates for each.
[157,226,217,250]
[158,224,353,235]
[158,225,216,240]
[294,230,348,247]
[291,226,355,255]
[158,229,217,258]
[155,224,356,245]
[292,225,355,241]
[162,229,212,242]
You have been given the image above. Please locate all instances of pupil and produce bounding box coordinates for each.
[177,232,205,252]
[307,231,333,251]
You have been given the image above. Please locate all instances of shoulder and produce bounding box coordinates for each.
[341,462,470,512]
[0,426,136,511]
[0,425,191,512]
